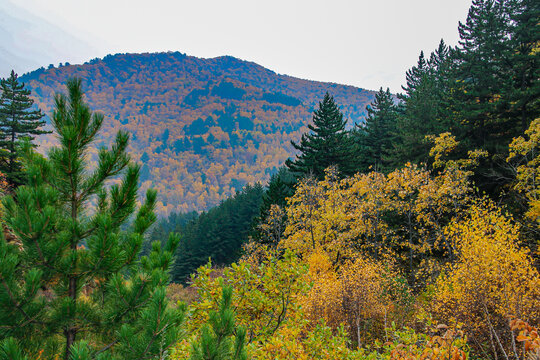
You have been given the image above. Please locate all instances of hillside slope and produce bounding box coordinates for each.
[20,52,376,215]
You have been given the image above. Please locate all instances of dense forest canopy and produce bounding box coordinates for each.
[18,53,376,216]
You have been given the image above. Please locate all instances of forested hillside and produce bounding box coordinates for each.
[19,53,375,215]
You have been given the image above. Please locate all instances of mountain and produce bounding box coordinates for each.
[20,52,376,215]
[0,0,98,76]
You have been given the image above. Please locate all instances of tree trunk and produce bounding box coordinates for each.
[65,197,78,359]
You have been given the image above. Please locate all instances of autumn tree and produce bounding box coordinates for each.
[0,70,48,187]
[433,199,540,359]
[171,250,310,358]
[0,79,184,359]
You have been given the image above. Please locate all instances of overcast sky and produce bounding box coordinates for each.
[5,0,472,93]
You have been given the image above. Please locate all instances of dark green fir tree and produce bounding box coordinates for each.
[355,87,397,173]
[451,0,518,154]
[0,78,184,360]
[286,92,356,179]
[391,41,453,168]
[258,167,295,220]
[0,70,49,187]
[505,0,540,134]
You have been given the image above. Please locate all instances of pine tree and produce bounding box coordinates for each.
[505,0,540,134]
[446,0,538,194]
[172,184,264,283]
[391,41,453,168]
[0,70,48,187]
[355,87,397,173]
[190,286,247,360]
[0,78,184,360]
[286,92,356,179]
[451,0,517,153]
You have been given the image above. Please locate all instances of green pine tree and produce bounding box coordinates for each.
[355,87,397,173]
[190,285,247,360]
[450,0,518,154]
[0,78,184,360]
[260,167,296,214]
[446,0,538,194]
[504,0,540,134]
[285,92,356,179]
[391,41,453,168]
[0,70,49,187]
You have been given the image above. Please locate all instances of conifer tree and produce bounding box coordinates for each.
[391,41,453,168]
[260,167,296,213]
[505,0,540,133]
[0,70,48,187]
[252,167,296,246]
[171,184,264,283]
[355,87,397,173]
[0,78,184,360]
[190,286,247,360]
[286,92,355,179]
[451,0,517,153]
[445,0,539,194]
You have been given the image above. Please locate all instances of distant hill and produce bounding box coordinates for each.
[20,52,376,215]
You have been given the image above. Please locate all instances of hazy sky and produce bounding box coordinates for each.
[8,0,472,93]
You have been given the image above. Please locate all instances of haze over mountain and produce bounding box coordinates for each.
[0,0,97,76]
[20,52,376,215]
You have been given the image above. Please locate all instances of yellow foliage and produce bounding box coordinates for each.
[282,162,472,286]
[508,118,540,228]
[251,321,354,360]
[300,249,413,348]
[180,251,309,348]
[383,326,469,360]
[433,199,540,358]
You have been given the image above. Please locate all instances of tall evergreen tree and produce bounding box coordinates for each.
[0,78,184,360]
[286,92,356,179]
[445,0,539,194]
[355,87,397,173]
[504,0,540,133]
[451,0,517,154]
[0,70,48,187]
[391,41,453,167]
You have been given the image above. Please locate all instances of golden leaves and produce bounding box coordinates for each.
[432,198,540,358]
[507,118,540,227]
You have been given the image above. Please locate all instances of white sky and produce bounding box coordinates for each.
[9,0,472,93]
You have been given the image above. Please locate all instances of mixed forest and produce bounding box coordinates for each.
[0,0,539,359]
[19,53,376,215]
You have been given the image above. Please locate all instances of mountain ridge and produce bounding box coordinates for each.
[19,51,376,215]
